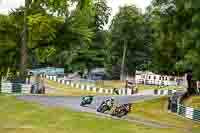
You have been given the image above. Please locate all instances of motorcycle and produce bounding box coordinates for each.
[80,96,94,106]
[97,98,114,113]
[111,103,132,118]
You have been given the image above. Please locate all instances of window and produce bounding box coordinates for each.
[154,76,156,80]
[149,76,151,79]
[170,77,174,81]
[165,77,168,80]
[159,77,161,80]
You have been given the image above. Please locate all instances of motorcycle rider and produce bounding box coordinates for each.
[111,103,132,117]
[80,96,94,106]
[106,97,114,106]
[97,97,115,113]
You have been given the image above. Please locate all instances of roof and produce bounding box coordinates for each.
[90,68,106,73]
[28,67,64,75]
[136,71,155,75]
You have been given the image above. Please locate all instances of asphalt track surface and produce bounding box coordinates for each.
[16,95,178,128]
[16,95,157,113]
[16,94,193,132]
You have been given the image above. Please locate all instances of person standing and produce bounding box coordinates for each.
[196,81,200,94]
[41,77,45,94]
[186,71,192,94]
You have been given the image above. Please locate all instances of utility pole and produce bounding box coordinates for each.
[120,40,127,81]
[20,0,29,80]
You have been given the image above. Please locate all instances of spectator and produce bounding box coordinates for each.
[197,81,200,94]
[186,71,192,94]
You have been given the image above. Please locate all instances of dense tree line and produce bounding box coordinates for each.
[148,0,200,79]
[108,5,152,80]
[0,0,111,78]
[0,0,200,80]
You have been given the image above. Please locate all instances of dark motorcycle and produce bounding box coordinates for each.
[80,96,94,106]
[97,98,114,113]
[111,103,132,118]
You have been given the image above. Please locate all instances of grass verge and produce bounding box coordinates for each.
[0,95,187,133]
[128,97,200,133]
[95,80,126,88]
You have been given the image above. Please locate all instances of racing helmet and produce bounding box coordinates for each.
[110,97,114,102]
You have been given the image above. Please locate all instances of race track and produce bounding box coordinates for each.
[16,95,184,129]
[16,95,157,113]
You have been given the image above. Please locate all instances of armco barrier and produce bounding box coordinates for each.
[45,75,134,95]
[171,104,200,122]
[154,89,177,96]
[169,92,200,122]
[0,82,32,94]
[136,79,182,86]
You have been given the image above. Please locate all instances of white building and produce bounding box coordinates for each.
[135,71,187,86]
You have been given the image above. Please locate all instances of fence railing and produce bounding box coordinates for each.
[154,89,178,96]
[136,79,186,86]
[169,92,200,122]
[45,75,136,95]
[170,103,200,122]
[0,82,45,94]
[0,82,32,94]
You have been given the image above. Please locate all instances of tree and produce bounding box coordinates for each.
[7,0,95,69]
[0,0,69,76]
[110,5,151,80]
[20,0,30,79]
[149,0,200,80]
[0,15,20,79]
[53,0,95,72]
[0,0,111,79]
[56,0,111,74]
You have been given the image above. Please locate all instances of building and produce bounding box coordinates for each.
[88,68,108,80]
[135,71,187,86]
[28,67,64,76]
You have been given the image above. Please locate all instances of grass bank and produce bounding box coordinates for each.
[129,97,200,132]
[0,95,186,133]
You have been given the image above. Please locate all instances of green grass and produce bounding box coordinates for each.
[0,95,187,133]
[95,80,126,88]
[44,79,113,96]
[184,96,200,109]
[129,97,200,132]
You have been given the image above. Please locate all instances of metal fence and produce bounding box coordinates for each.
[45,75,135,95]
[136,79,187,86]
[169,92,200,122]
[171,103,200,122]
[0,82,45,94]
[154,89,178,96]
[0,82,32,94]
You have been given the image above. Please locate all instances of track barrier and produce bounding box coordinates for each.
[168,92,200,122]
[44,75,135,96]
[0,82,45,94]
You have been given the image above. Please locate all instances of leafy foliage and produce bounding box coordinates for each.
[1,0,200,81]
[147,0,200,80]
[109,5,152,79]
